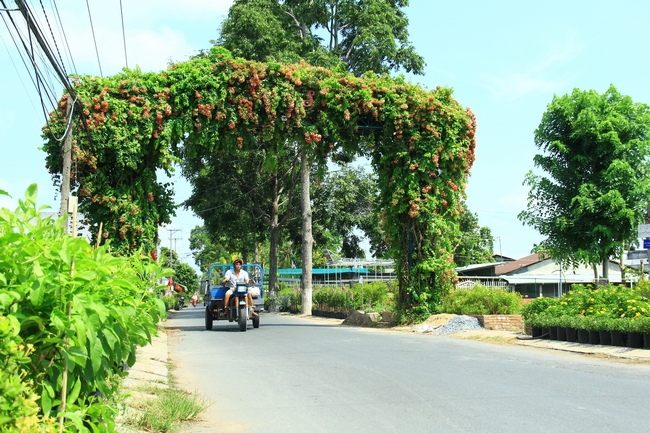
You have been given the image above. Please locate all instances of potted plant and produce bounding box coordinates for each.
[584,316,612,345]
[611,318,629,347]
[574,316,591,344]
[627,318,644,349]
[564,316,579,343]
[636,317,650,349]
[535,314,553,339]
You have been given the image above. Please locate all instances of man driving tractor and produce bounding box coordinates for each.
[221,259,259,317]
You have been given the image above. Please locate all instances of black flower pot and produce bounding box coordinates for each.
[644,333,650,350]
[549,326,558,340]
[557,326,567,341]
[611,330,627,347]
[542,327,550,339]
[588,330,600,345]
[627,332,643,349]
[578,329,590,344]
[599,330,612,345]
[532,327,542,338]
[566,327,578,342]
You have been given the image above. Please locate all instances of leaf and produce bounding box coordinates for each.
[65,347,88,369]
[32,260,44,277]
[0,293,12,309]
[49,309,68,331]
[29,277,45,307]
[90,335,103,373]
[67,377,82,406]
[41,383,54,416]
[25,183,38,203]
[0,272,6,285]
[102,327,118,351]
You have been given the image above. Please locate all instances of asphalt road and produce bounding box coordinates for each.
[166,307,650,433]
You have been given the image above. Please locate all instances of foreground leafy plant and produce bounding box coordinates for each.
[0,184,171,431]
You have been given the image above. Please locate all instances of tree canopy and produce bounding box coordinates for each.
[519,85,650,270]
[217,0,425,77]
[453,202,494,267]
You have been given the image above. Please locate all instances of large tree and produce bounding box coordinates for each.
[312,165,384,258]
[453,202,494,267]
[216,0,424,314]
[188,225,232,276]
[519,85,650,278]
[160,247,201,292]
[182,142,302,292]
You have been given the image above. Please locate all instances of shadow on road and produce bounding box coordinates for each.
[165,322,342,332]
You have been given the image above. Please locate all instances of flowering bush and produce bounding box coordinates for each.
[42,47,475,319]
[523,282,650,331]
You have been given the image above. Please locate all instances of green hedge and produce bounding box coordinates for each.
[312,282,395,313]
[438,285,522,315]
[0,185,170,432]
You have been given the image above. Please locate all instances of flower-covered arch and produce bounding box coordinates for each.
[43,47,476,315]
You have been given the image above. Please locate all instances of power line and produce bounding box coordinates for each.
[0,25,37,112]
[49,0,77,75]
[119,0,127,68]
[85,0,102,77]
[38,0,66,77]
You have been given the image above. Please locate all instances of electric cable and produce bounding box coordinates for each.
[0,10,39,96]
[38,0,66,77]
[85,0,102,77]
[50,0,77,75]
[119,0,127,68]
[0,25,38,113]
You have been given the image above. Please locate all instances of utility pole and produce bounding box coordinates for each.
[167,228,181,267]
[59,94,74,233]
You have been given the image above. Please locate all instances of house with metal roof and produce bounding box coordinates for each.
[456,253,623,298]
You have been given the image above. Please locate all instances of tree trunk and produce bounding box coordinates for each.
[602,257,609,282]
[268,175,280,303]
[592,264,598,281]
[301,154,313,315]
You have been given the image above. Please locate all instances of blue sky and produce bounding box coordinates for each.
[1,0,649,263]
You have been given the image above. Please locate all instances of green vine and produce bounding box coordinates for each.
[43,47,475,318]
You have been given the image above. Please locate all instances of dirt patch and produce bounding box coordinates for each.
[447,329,520,345]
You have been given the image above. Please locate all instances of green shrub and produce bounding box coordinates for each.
[0,185,170,431]
[439,285,522,315]
[312,286,354,312]
[521,297,558,320]
[277,285,301,311]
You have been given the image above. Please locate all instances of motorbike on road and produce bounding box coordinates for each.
[174,295,185,311]
[204,263,264,331]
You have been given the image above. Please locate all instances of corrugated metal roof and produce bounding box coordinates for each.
[494,253,548,275]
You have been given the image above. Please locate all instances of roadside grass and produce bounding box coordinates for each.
[123,382,209,433]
